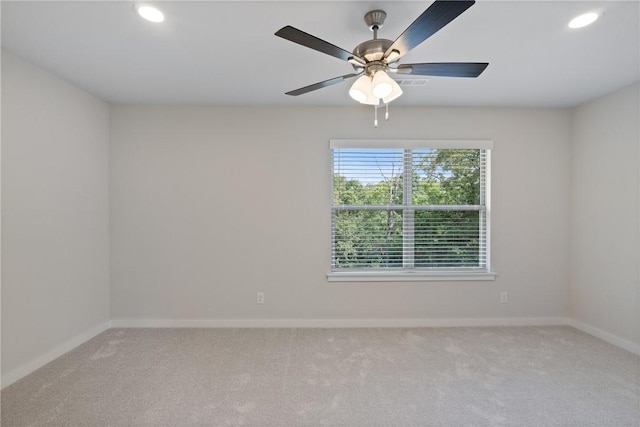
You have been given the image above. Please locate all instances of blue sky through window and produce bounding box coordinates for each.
[333,148,437,185]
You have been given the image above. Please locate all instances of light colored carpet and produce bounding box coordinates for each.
[1,326,639,426]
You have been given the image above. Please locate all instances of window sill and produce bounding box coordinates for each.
[327,271,497,282]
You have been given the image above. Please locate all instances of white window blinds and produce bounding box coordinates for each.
[331,140,492,274]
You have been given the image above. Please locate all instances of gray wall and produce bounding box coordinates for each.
[109,105,571,322]
[570,82,640,346]
[1,51,111,379]
[3,50,638,387]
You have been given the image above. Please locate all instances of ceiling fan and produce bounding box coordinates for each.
[275,0,488,123]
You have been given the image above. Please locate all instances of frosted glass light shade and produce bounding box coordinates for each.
[349,75,372,103]
[371,71,393,99]
[361,93,380,106]
[382,79,403,104]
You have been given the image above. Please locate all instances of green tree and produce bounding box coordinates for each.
[333,149,482,269]
[413,149,481,267]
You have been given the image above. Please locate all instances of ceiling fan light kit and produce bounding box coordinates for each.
[275,0,489,126]
[383,81,403,104]
[348,75,371,103]
[371,71,394,99]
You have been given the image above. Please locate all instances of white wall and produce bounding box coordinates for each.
[1,46,636,388]
[110,105,571,322]
[1,51,110,383]
[570,82,640,347]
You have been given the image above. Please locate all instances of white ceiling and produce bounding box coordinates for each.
[2,1,639,107]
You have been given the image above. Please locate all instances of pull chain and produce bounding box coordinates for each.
[374,105,378,127]
[385,103,389,120]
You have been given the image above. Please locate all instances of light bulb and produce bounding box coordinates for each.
[372,71,393,99]
[349,75,372,103]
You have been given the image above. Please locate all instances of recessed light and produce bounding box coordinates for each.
[568,11,600,29]
[135,4,165,23]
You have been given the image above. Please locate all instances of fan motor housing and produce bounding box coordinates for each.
[353,38,393,63]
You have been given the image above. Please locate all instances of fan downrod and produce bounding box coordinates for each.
[352,10,393,68]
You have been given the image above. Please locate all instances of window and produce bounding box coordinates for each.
[329,140,494,281]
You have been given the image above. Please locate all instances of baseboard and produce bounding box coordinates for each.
[567,318,640,355]
[110,317,568,328]
[1,320,112,389]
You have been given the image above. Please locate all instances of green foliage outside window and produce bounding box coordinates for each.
[332,149,484,270]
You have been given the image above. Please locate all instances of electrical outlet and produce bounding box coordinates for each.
[500,291,508,304]
[256,292,264,304]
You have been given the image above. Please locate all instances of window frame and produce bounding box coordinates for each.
[328,139,496,282]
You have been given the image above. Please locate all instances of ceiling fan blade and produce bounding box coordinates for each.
[275,25,355,62]
[285,73,361,96]
[396,62,488,77]
[385,1,475,60]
